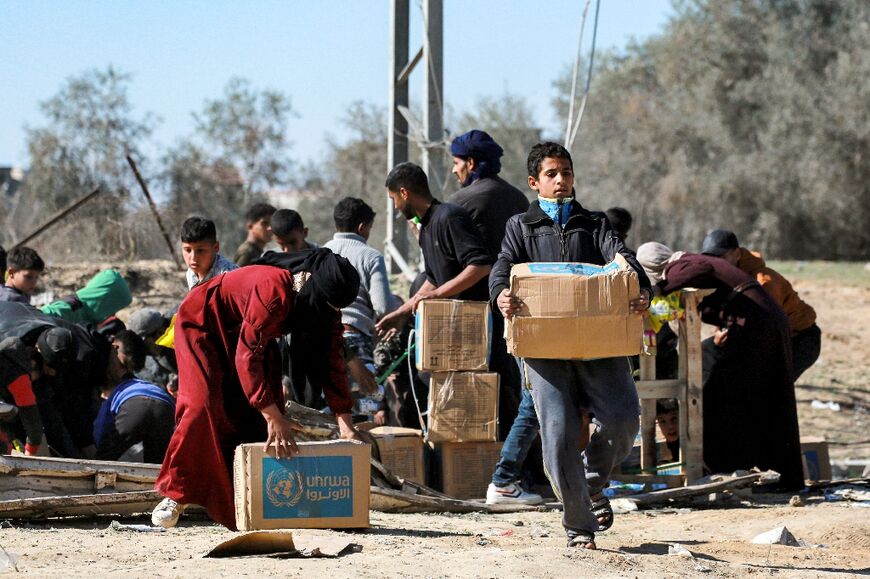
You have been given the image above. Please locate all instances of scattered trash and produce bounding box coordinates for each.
[109,520,165,533]
[751,526,805,547]
[811,400,841,412]
[512,520,525,527]
[610,498,638,514]
[789,495,804,507]
[668,543,694,558]
[0,545,19,572]
[475,535,491,546]
[824,486,870,503]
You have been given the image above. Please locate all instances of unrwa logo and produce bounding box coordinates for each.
[265,468,305,508]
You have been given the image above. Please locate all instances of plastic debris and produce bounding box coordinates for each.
[811,400,841,412]
[610,498,639,514]
[0,545,19,573]
[751,526,803,546]
[668,543,694,558]
[109,520,166,533]
[789,495,805,507]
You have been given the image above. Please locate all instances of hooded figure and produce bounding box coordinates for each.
[154,248,359,530]
[41,269,132,325]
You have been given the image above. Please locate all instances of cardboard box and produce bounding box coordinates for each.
[415,300,492,372]
[369,426,426,484]
[801,436,832,481]
[438,441,503,499]
[233,440,370,531]
[427,372,499,443]
[507,254,643,359]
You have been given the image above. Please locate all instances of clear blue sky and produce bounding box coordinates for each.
[1,1,673,168]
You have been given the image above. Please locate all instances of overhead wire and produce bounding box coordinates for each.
[565,0,601,151]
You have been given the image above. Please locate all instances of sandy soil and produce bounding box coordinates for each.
[10,260,865,577]
[0,500,868,577]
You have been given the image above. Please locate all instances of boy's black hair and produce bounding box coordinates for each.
[334,197,376,233]
[113,329,147,372]
[656,398,679,416]
[271,209,305,237]
[385,162,431,198]
[180,217,217,243]
[245,202,277,224]
[7,246,45,272]
[605,207,633,239]
[527,142,573,178]
[0,245,7,275]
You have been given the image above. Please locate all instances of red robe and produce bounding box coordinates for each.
[155,265,352,529]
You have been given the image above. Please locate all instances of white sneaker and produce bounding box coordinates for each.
[151,497,186,528]
[486,482,544,505]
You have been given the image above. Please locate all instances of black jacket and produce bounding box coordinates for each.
[449,176,530,262]
[489,200,652,304]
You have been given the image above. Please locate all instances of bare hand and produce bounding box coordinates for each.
[497,289,523,320]
[262,404,302,458]
[375,309,410,339]
[713,327,728,347]
[347,356,377,395]
[373,410,386,426]
[629,292,651,315]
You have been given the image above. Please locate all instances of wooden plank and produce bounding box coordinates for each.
[609,474,686,487]
[622,470,779,507]
[0,455,159,483]
[635,379,683,400]
[0,475,152,500]
[638,351,657,475]
[370,486,542,514]
[0,490,163,519]
[682,292,705,482]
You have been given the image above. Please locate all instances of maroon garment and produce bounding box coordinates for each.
[155,266,352,529]
[659,254,804,490]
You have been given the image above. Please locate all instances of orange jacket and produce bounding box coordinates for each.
[735,248,816,334]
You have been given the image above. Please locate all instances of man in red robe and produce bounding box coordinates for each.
[152,249,360,529]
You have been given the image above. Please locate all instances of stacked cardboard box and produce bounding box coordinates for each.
[415,300,500,499]
[369,426,426,485]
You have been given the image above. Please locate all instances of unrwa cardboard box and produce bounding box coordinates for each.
[437,441,503,499]
[233,440,370,531]
[427,371,499,443]
[507,254,642,359]
[369,426,426,484]
[415,300,491,372]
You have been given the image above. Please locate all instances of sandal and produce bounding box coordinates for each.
[566,531,597,549]
[591,493,614,532]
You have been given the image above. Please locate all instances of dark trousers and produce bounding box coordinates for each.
[792,324,821,381]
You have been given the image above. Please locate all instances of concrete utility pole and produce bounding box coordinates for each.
[385,0,444,280]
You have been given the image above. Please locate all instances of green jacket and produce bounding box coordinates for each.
[41,270,132,325]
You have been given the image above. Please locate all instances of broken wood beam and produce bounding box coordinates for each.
[621,470,780,507]
[0,490,163,519]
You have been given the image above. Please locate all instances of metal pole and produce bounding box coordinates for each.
[12,187,102,248]
[126,155,184,270]
[387,0,410,275]
[422,0,444,193]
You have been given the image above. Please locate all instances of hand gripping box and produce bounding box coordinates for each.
[415,300,492,372]
[427,371,499,443]
[234,440,370,531]
[507,254,643,359]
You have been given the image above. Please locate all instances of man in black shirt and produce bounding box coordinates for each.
[376,162,491,331]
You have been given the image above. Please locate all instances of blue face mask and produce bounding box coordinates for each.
[537,195,574,228]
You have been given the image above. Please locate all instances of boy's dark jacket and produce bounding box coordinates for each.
[489,200,652,304]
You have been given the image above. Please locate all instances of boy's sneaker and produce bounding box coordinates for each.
[151,497,186,528]
[486,482,544,505]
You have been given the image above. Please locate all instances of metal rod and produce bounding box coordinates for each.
[12,187,102,248]
[126,155,183,270]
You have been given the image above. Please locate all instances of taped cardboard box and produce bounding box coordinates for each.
[800,436,832,481]
[507,254,642,359]
[369,426,426,484]
[415,300,492,372]
[427,371,499,443]
[234,440,370,531]
[438,441,503,499]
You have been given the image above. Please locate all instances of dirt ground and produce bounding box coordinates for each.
[8,260,865,577]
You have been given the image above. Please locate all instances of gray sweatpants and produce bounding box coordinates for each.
[522,357,639,535]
